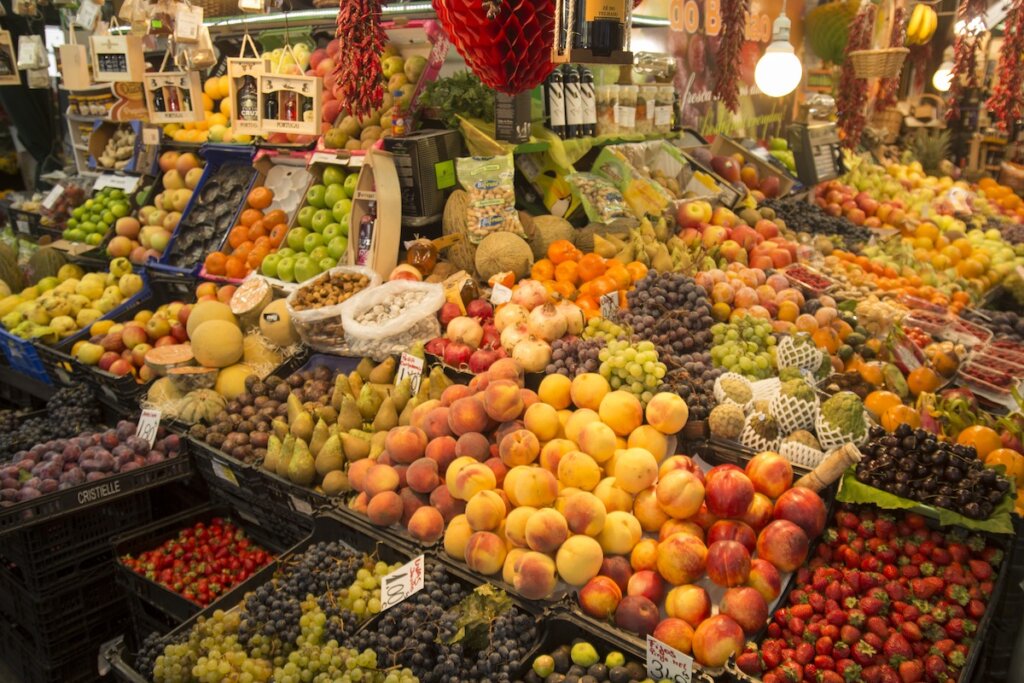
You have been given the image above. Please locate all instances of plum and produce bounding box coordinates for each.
[16,487,41,501]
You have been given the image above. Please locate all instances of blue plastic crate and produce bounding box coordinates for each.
[0,328,50,384]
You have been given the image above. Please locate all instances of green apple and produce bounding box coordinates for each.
[293,256,319,283]
[331,198,353,223]
[297,205,316,229]
[339,213,350,237]
[261,253,282,278]
[343,173,359,198]
[102,210,115,224]
[327,236,348,260]
[275,247,295,259]
[86,232,104,246]
[308,246,329,263]
[276,256,296,282]
[322,166,346,186]
[305,184,327,209]
[111,202,130,218]
[322,223,342,242]
[287,227,310,251]
[303,232,325,253]
[67,218,78,230]
[381,55,405,79]
[318,257,338,272]
[311,209,333,233]
[72,207,85,220]
[324,184,347,209]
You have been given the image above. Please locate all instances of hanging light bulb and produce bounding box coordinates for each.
[932,61,954,92]
[754,7,802,98]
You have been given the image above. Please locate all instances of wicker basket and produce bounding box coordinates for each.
[849,47,909,79]
[868,107,903,143]
[196,0,239,18]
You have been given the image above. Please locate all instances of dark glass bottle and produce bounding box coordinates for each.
[151,86,166,112]
[545,68,566,139]
[580,66,596,137]
[356,201,377,266]
[264,91,278,120]
[238,75,258,121]
[577,0,625,57]
[563,65,583,139]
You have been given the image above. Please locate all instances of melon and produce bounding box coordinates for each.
[144,344,195,376]
[168,366,218,393]
[147,376,182,404]
[28,247,68,284]
[474,232,533,281]
[243,333,283,374]
[229,278,272,331]
[177,389,227,424]
[191,320,243,368]
[185,301,238,338]
[259,299,299,347]
[215,363,255,399]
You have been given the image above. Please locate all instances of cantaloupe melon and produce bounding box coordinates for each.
[168,366,218,392]
[215,363,255,399]
[191,320,243,368]
[259,299,299,347]
[144,344,195,376]
[178,389,227,424]
[186,301,238,338]
[147,376,182,404]
[229,278,272,331]
[243,333,283,374]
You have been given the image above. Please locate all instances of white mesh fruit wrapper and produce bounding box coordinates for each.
[714,372,754,408]
[780,440,827,469]
[815,411,869,451]
[777,336,824,371]
[770,392,820,434]
[751,378,781,403]
[740,414,781,452]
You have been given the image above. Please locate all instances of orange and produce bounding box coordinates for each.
[262,209,287,228]
[531,258,555,281]
[549,280,575,299]
[605,265,631,290]
[984,448,1024,486]
[225,256,248,279]
[247,187,273,210]
[575,295,600,319]
[577,253,607,281]
[865,390,903,421]
[625,262,648,282]
[859,361,885,386]
[590,275,618,297]
[907,367,942,396]
[881,404,921,432]
[956,425,1002,459]
[239,208,263,227]
[227,225,249,249]
[812,328,840,354]
[233,241,253,261]
[268,223,288,247]
[247,220,268,241]
[777,300,799,323]
[204,252,227,275]
[547,239,581,265]
[246,248,267,269]
[554,260,580,285]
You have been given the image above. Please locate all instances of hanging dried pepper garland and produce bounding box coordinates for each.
[946,0,986,121]
[713,0,751,113]
[837,4,874,149]
[985,0,1024,130]
[875,6,906,111]
[330,0,387,119]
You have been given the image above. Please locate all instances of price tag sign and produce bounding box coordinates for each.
[75,0,100,29]
[490,283,512,305]
[95,173,142,193]
[381,555,425,611]
[173,4,203,43]
[15,219,29,234]
[600,292,619,318]
[211,459,239,487]
[647,635,693,683]
[290,494,313,515]
[396,352,425,394]
[41,185,64,211]
[135,408,161,448]
[142,126,161,146]
[54,366,71,384]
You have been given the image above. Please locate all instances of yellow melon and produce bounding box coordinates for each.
[243,333,283,374]
[147,376,182,404]
[186,301,237,338]
[259,298,299,347]
[215,363,254,399]
[191,320,243,368]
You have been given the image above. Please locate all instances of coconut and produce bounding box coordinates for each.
[526,214,574,260]
[474,232,534,281]
[441,189,476,273]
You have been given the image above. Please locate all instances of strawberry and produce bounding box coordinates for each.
[804,663,818,680]
[967,558,993,581]
[788,616,806,637]
[900,565,920,579]
[905,513,927,529]
[941,564,967,586]
[860,595,887,616]
[814,653,835,670]
[857,520,876,538]
[736,649,763,675]
[885,580,907,602]
[944,617,975,640]
[809,592,827,613]
[762,639,783,669]
[867,537,887,552]
[966,599,986,619]
[981,546,1003,567]
[912,642,929,658]
[822,624,840,641]
[827,609,847,626]
[854,640,878,666]
[947,649,966,668]
[820,671,845,683]
[928,546,951,566]
[837,659,862,682]
[834,641,851,659]
[767,622,783,638]
[848,609,866,627]
[910,577,944,600]
[862,556,882,572]
[945,603,965,620]
[901,604,921,622]
[878,663,901,683]
[883,564,900,580]
[866,616,889,639]
[795,641,815,664]
[763,673,782,683]
[841,623,863,644]
[923,654,946,680]
[792,603,815,620]
[875,515,896,539]
[918,561,934,576]
[883,632,913,664]
[779,661,803,682]
[900,622,923,642]
[862,664,883,683]
[815,636,834,655]
[943,584,969,606]
[864,633,884,651]
[836,510,860,529]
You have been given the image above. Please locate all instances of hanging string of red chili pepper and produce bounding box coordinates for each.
[837,4,874,149]
[875,6,906,111]
[985,0,1024,130]
[713,0,751,113]
[946,0,986,121]
[330,0,387,119]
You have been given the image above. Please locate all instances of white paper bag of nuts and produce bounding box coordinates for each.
[340,281,445,360]
[285,265,381,353]
[456,154,526,244]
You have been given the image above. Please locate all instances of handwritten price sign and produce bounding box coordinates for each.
[380,555,425,611]
[647,635,692,683]
[136,409,161,448]
[396,353,425,395]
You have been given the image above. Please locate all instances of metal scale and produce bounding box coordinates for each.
[788,94,844,185]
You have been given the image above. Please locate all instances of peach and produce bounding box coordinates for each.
[464,531,507,575]
[593,477,634,513]
[599,556,633,592]
[689,504,720,531]
[350,491,369,515]
[706,540,751,587]
[706,520,757,553]
[398,488,427,526]
[745,450,793,498]
[407,506,444,544]
[633,487,669,532]
[448,396,489,435]
[627,425,671,462]
[440,383,473,407]
[578,575,622,619]
[570,373,610,410]
[747,558,782,602]
[447,462,497,501]
[454,432,490,461]
[773,487,827,538]
[394,465,409,489]
[576,421,617,463]
[483,379,524,422]
[613,448,658,494]
[655,469,705,519]
[504,505,537,547]
[556,450,601,490]
[692,614,745,667]
[652,617,695,655]
[538,373,572,409]
[348,458,373,492]
[523,402,560,441]
[364,464,400,496]
[658,519,705,543]
[719,586,768,635]
[519,388,539,410]
[555,534,604,586]
[740,492,774,531]
[430,485,465,522]
[645,392,689,435]
[705,463,744,483]
[502,548,527,584]
[406,458,441,494]
[488,358,524,386]
[513,467,559,507]
[539,438,576,472]
[524,507,569,553]
[512,551,558,599]
[366,491,403,527]
[561,491,606,536]
[564,408,600,444]
[597,510,642,555]
[705,468,755,518]
[756,519,809,572]
[499,429,540,467]
[630,538,659,572]
[421,406,453,440]
[665,584,711,626]
[659,455,706,484]
[465,490,507,531]
[410,399,440,430]
[598,390,643,437]
[656,533,708,585]
[483,457,508,487]
[614,595,659,637]
[425,435,458,473]
[495,420,524,444]
[627,569,664,604]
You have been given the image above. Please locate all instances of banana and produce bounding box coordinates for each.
[907,4,937,45]
[907,4,925,43]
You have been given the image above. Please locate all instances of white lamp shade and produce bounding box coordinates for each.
[755,45,803,98]
[932,62,954,92]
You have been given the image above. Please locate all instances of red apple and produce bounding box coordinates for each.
[773,487,827,538]
[676,200,713,228]
[719,239,747,264]
[711,206,739,227]
[711,156,741,183]
[770,249,793,268]
[169,322,188,343]
[131,343,153,367]
[101,333,125,354]
[756,519,809,572]
[719,586,769,635]
[731,224,761,250]
[108,359,135,376]
[154,335,177,347]
[702,225,731,249]
[754,219,780,239]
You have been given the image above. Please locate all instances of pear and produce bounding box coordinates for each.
[336,394,363,431]
[391,377,412,413]
[355,357,375,380]
[368,356,396,384]
[314,434,344,477]
[372,397,398,432]
[287,393,304,424]
[321,470,351,496]
[315,405,338,426]
[341,431,370,461]
[290,410,315,443]
[287,439,316,486]
[369,430,388,459]
[330,373,353,410]
[356,383,383,421]
[398,398,417,426]
[415,375,431,403]
[309,418,330,456]
[349,371,363,395]
[272,419,289,440]
[276,434,296,478]
[264,434,282,472]
[428,367,452,400]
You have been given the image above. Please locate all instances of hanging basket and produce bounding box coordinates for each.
[868,106,903,143]
[849,47,909,79]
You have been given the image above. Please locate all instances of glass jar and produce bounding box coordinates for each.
[655,85,674,134]
[616,85,637,134]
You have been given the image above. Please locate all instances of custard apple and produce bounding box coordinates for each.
[820,391,866,439]
[746,410,780,442]
[778,366,804,382]
[709,403,745,439]
[781,378,816,404]
[785,430,821,450]
[720,376,753,404]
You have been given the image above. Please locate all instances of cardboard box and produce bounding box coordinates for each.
[88,120,144,173]
[710,135,796,197]
[349,149,400,279]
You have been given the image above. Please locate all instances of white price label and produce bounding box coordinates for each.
[174,4,203,42]
[55,366,71,384]
[290,494,313,515]
[95,174,141,193]
[15,219,29,234]
[381,555,425,611]
[136,408,161,448]
[647,635,692,683]
[490,283,512,305]
[600,292,619,318]
[142,126,161,146]
[655,105,672,127]
[75,0,100,29]
[211,459,240,487]
[41,185,63,211]
[396,352,425,394]
[311,151,348,166]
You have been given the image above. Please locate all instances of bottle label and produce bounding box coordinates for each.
[565,83,583,126]
[581,82,597,125]
[616,104,636,128]
[239,91,258,120]
[548,84,565,127]
[655,105,672,127]
[585,0,626,22]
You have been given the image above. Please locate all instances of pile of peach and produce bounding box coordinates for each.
[823,251,971,314]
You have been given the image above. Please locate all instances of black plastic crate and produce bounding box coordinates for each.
[188,436,269,496]
[1,618,112,683]
[206,479,313,548]
[126,592,181,649]
[112,504,291,624]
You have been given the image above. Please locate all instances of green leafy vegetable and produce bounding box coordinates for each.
[422,71,495,128]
